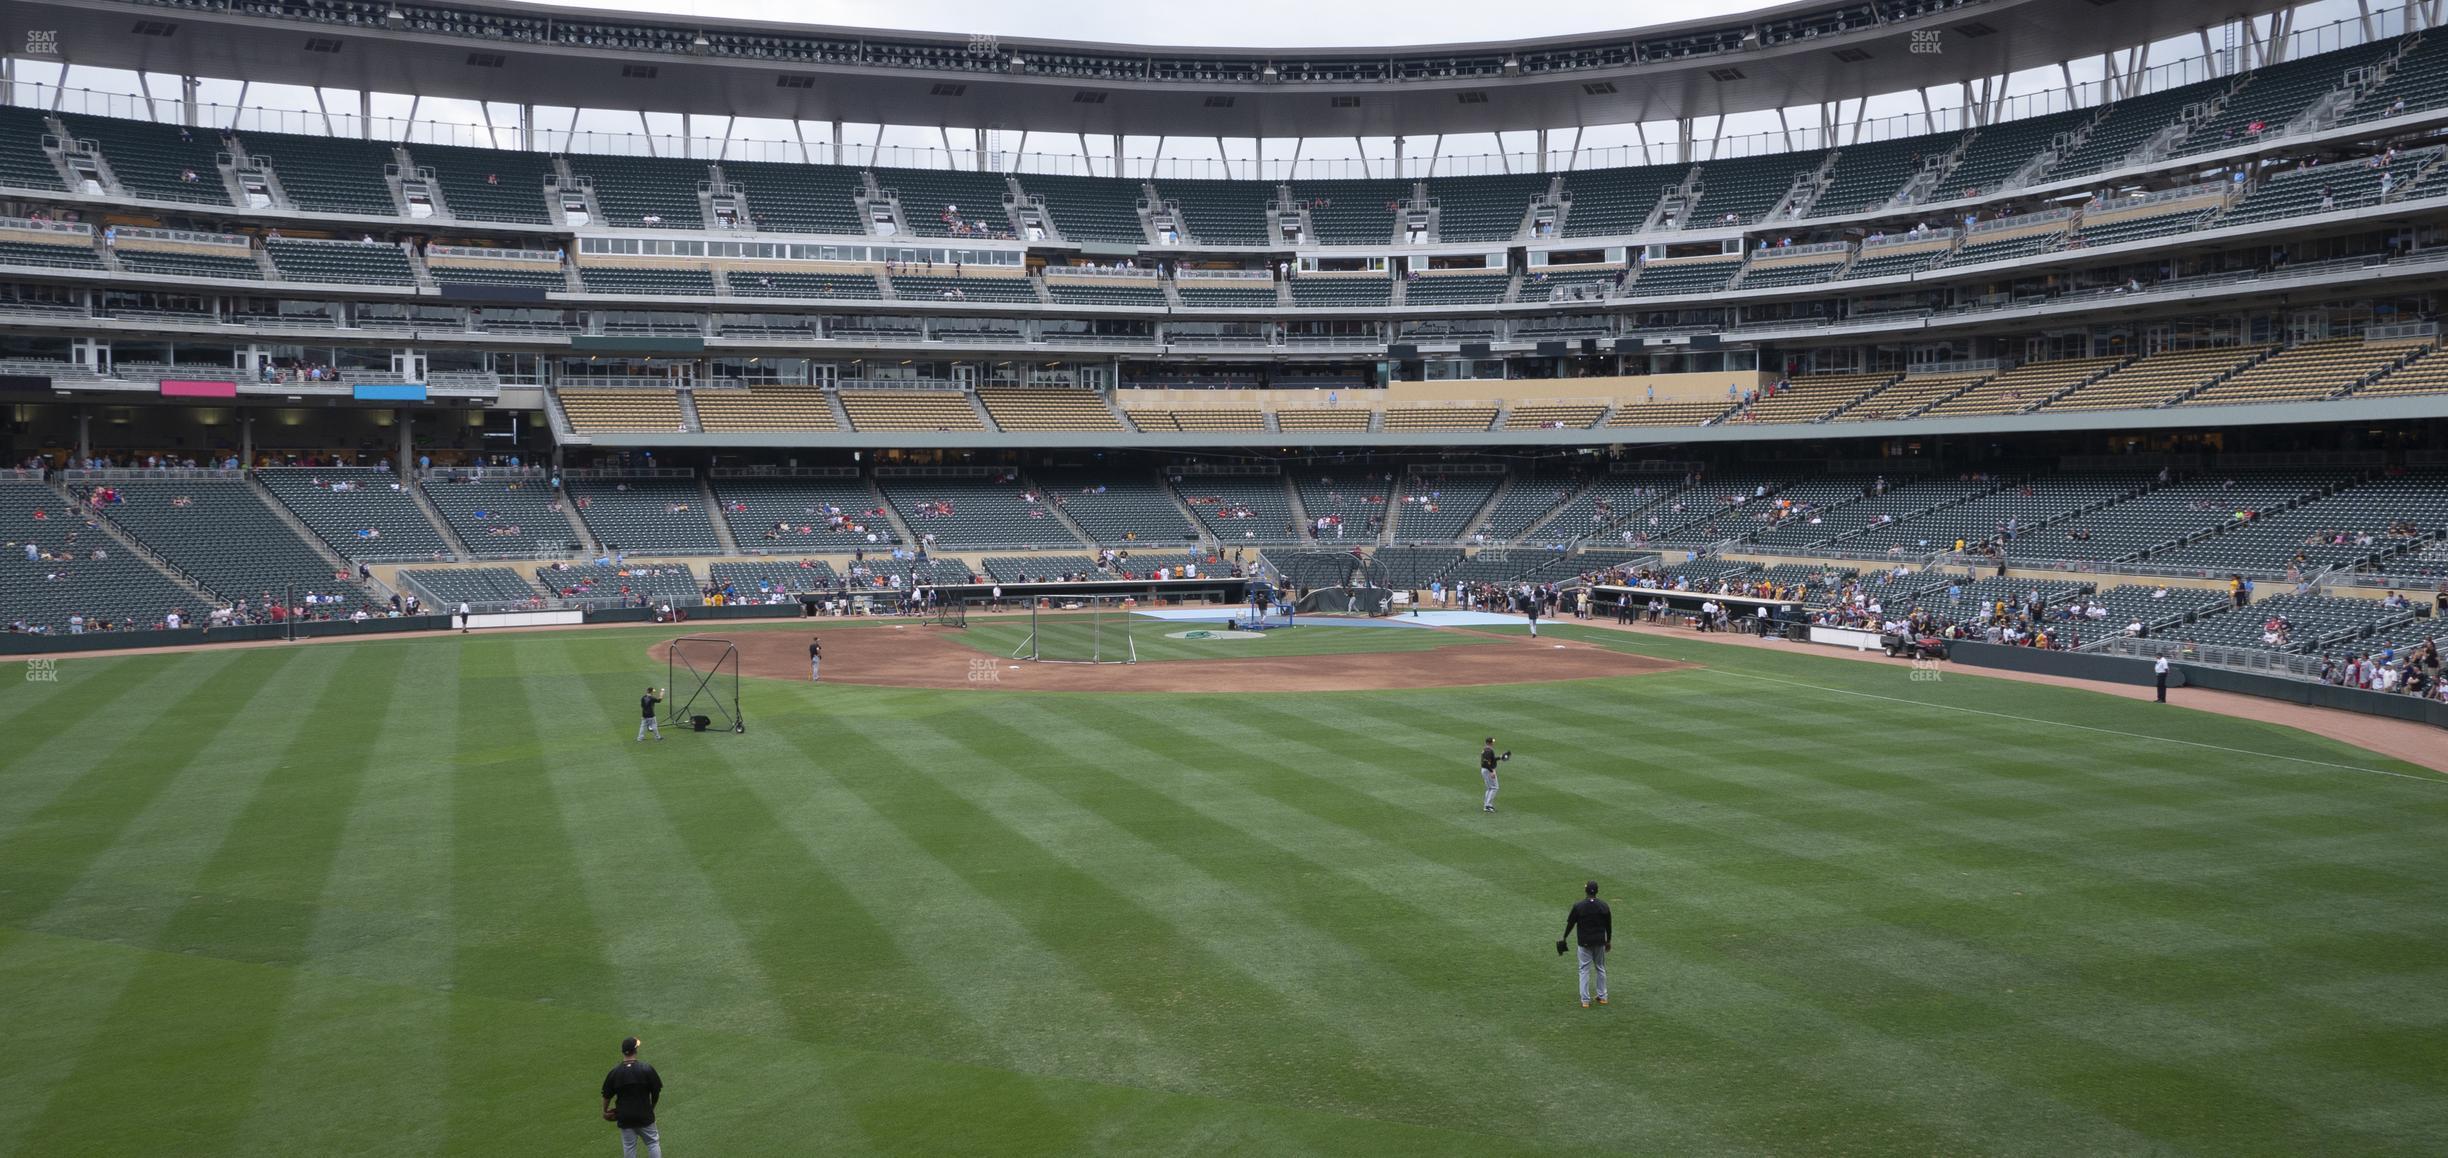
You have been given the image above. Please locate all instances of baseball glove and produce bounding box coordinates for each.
[602,1109,619,1122]
[1555,939,1569,956]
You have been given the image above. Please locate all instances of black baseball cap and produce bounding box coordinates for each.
[622,1036,640,1056]
[1585,880,1599,895]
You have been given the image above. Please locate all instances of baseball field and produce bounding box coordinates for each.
[2,617,2444,1156]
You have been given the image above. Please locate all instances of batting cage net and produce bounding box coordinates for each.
[665,635,744,733]
[1265,549,1387,592]
[1010,595,1138,664]
[930,599,968,628]
[1295,585,1395,616]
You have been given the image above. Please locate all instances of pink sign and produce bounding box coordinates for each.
[159,379,238,398]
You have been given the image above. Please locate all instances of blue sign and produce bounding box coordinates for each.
[352,383,429,402]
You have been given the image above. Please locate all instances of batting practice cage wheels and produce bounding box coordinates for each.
[1010,595,1138,664]
[665,635,744,733]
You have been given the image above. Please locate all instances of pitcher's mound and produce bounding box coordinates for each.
[653,628,1686,693]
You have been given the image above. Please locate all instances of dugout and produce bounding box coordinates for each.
[1590,584,1801,632]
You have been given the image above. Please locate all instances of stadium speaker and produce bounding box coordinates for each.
[1460,342,1492,358]
[1689,334,1722,350]
[690,715,712,732]
[1388,342,1420,358]
[1535,341,1568,356]
[1613,337,1645,352]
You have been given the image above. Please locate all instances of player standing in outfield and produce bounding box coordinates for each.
[1523,593,1540,638]
[809,635,822,682]
[1480,737,1511,812]
[600,1035,665,1157]
[1561,880,1612,1008]
[637,687,663,742]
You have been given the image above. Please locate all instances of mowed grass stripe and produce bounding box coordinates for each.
[1538,622,2435,777]
[817,703,1476,1133]
[537,638,793,1037]
[688,684,1199,1105]
[16,645,392,1155]
[0,650,317,1158]
[238,640,458,1154]
[443,635,621,1156]
[0,652,190,786]
[1205,692,2165,1154]
[838,696,1788,1153]
[0,649,296,917]
[1362,678,2443,1151]
[1003,695,1767,1154]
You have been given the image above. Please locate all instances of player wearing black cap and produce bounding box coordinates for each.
[601,1035,664,1157]
[1558,880,1612,1008]
[1479,738,1511,812]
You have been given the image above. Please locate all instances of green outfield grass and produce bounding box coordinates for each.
[955,613,1491,663]
[2,621,2445,1156]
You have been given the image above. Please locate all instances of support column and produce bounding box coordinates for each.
[397,409,412,470]
[831,119,844,165]
[1111,133,1123,179]
[519,103,535,151]
[1393,135,1406,178]
[240,412,252,467]
[974,127,988,170]
[1536,128,1547,172]
[76,407,90,464]
[181,76,199,127]
[359,89,371,139]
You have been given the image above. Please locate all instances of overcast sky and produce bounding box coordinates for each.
[524,0,1773,48]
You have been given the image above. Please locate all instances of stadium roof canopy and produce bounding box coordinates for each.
[9,0,2297,137]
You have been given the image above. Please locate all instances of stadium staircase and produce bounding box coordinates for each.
[1282,475,1313,539]
[248,475,365,577]
[1645,168,1702,232]
[1449,475,1514,544]
[2021,356,2139,413]
[40,480,222,606]
[2159,346,2282,408]
[1159,482,1209,538]
[1501,476,1599,544]
[697,475,741,553]
[406,246,439,291]
[216,146,267,211]
[557,494,601,555]
[962,391,997,430]
[404,484,475,558]
[676,390,707,433]
[1770,154,1840,221]
[1026,474,1103,547]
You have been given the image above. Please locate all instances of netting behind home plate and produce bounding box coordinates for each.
[1010,595,1137,664]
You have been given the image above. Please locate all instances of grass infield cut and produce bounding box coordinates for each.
[1,621,2444,1156]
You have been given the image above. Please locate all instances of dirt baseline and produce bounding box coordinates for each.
[652,624,1687,693]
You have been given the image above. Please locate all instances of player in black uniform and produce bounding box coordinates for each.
[1560,880,1612,1007]
[1479,738,1511,812]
